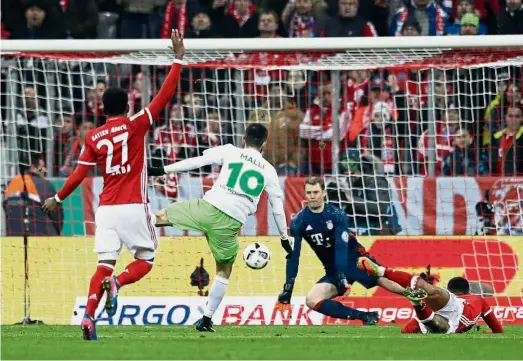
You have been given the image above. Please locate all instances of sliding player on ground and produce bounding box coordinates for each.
[151,123,291,332]
[276,177,411,325]
[42,30,185,340]
[357,257,504,334]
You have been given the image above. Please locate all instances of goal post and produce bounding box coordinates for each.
[1,36,522,326]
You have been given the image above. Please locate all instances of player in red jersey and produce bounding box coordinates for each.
[357,257,504,334]
[42,30,185,341]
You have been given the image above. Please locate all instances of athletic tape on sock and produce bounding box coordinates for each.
[215,275,229,285]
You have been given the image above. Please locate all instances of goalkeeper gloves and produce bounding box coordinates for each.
[280,237,293,259]
[275,283,293,312]
[336,274,352,297]
[147,166,166,176]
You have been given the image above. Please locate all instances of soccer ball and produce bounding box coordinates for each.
[243,243,270,270]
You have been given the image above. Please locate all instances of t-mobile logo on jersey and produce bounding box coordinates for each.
[310,233,323,245]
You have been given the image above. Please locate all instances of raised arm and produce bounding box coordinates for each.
[148,29,185,119]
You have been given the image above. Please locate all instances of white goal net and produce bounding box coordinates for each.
[1,36,522,326]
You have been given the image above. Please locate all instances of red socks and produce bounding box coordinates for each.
[414,302,434,322]
[116,259,153,287]
[401,318,422,333]
[384,269,417,288]
[85,265,114,318]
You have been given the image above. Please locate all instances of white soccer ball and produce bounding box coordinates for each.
[243,243,270,270]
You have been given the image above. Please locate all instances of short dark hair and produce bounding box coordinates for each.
[447,277,470,295]
[304,177,325,191]
[260,10,278,22]
[244,123,268,148]
[102,88,128,116]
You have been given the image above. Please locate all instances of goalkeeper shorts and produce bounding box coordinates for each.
[164,199,242,264]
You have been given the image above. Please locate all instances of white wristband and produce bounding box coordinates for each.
[54,194,62,203]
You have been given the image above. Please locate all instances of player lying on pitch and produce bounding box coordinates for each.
[275,177,419,325]
[357,257,504,334]
[43,30,185,340]
[148,123,290,332]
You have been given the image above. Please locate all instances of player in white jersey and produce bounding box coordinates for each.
[151,123,292,332]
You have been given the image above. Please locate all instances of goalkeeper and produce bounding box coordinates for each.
[276,177,411,325]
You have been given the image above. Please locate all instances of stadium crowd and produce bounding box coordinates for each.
[1,0,522,187]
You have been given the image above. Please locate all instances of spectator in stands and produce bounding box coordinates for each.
[446,0,488,35]
[299,82,349,174]
[483,82,522,143]
[11,0,66,39]
[3,156,63,236]
[161,0,200,39]
[187,11,217,38]
[16,86,49,163]
[128,72,144,116]
[450,0,500,32]
[211,0,259,38]
[400,16,422,35]
[318,0,377,37]
[459,12,483,35]
[416,107,461,175]
[443,128,489,176]
[53,113,74,175]
[362,101,398,175]
[258,10,280,38]
[326,149,401,235]
[152,104,195,167]
[390,0,448,36]
[75,80,107,127]
[281,0,325,38]
[324,0,389,36]
[95,0,124,38]
[498,0,523,34]
[248,85,304,175]
[64,0,99,38]
[488,106,523,176]
[59,120,95,177]
[120,0,167,39]
[196,112,224,175]
[286,69,312,110]
[182,92,204,128]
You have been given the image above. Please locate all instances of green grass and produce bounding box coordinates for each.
[2,325,523,360]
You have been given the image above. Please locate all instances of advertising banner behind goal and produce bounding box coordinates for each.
[2,236,522,325]
[27,175,523,237]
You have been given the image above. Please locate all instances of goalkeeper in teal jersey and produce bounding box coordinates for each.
[276,177,410,324]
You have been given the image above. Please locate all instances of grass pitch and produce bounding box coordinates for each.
[2,325,523,360]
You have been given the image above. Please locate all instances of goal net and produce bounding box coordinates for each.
[1,36,522,326]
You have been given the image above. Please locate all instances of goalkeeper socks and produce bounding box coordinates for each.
[384,269,417,289]
[414,302,434,323]
[116,259,153,287]
[203,276,229,318]
[85,264,114,318]
[315,299,368,320]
